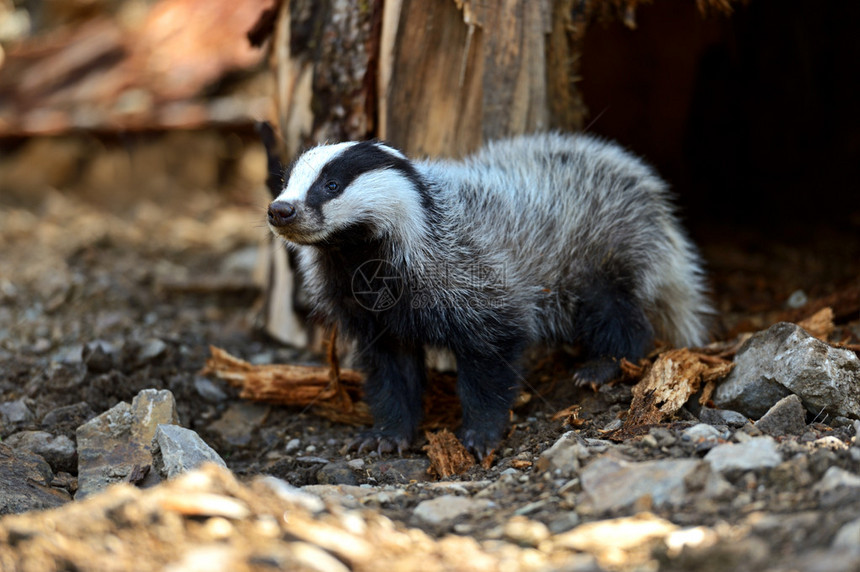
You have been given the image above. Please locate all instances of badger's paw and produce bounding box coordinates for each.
[572,358,621,389]
[348,430,411,456]
[457,428,500,462]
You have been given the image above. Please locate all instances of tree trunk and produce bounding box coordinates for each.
[262,0,587,345]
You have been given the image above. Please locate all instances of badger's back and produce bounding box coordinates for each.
[417,133,711,347]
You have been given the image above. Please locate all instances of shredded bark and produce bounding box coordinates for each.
[608,349,734,440]
[796,307,835,341]
[424,429,476,477]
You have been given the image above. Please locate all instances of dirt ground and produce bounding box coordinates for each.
[1,131,860,571]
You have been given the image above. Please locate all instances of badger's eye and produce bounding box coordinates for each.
[325,180,339,192]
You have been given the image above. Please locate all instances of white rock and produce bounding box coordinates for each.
[262,477,326,513]
[536,431,590,477]
[413,495,495,526]
[682,423,724,443]
[579,456,730,512]
[704,436,783,472]
[813,466,860,494]
[832,517,860,550]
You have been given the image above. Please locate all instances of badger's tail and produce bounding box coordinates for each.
[646,224,714,348]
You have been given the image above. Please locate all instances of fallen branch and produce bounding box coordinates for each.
[201,345,372,426]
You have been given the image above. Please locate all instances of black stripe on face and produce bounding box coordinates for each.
[304,141,431,216]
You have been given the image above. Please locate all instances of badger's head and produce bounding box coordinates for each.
[267,140,427,246]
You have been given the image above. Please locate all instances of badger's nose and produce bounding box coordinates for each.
[268,201,297,227]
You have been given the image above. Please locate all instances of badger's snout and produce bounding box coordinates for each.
[268,201,297,227]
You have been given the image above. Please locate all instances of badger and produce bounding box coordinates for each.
[267,133,711,458]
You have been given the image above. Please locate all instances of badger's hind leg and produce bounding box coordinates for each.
[573,271,654,386]
[351,336,426,455]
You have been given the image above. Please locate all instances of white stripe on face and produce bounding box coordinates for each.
[276,142,358,203]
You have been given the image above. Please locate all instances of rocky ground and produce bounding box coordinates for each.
[1,133,860,571]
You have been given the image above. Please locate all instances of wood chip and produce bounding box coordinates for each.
[551,404,587,428]
[609,349,734,440]
[796,307,835,341]
[424,429,475,478]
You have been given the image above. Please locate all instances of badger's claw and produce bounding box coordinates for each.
[349,430,411,456]
[573,358,621,388]
[457,428,500,462]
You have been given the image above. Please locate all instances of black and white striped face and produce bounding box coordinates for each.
[267,141,425,245]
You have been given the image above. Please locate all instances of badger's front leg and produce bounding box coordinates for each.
[455,336,525,460]
[352,336,426,455]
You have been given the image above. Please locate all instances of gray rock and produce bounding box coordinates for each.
[83,341,115,373]
[54,344,84,365]
[548,512,582,534]
[0,442,68,514]
[786,289,809,309]
[0,398,35,429]
[699,407,750,428]
[794,550,860,572]
[207,402,269,447]
[138,338,167,362]
[193,376,228,403]
[413,495,495,526]
[41,402,97,437]
[832,517,860,550]
[715,323,860,419]
[151,424,226,480]
[704,436,783,472]
[316,461,359,486]
[754,394,807,436]
[579,457,730,512]
[4,430,76,473]
[813,466,860,494]
[536,431,591,477]
[681,423,724,443]
[297,456,329,464]
[853,420,860,448]
[76,389,179,498]
[648,427,678,446]
[368,459,431,484]
[261,476,326,513]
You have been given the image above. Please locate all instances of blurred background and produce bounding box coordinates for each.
[0,0,274,209]
[1,0,859,342]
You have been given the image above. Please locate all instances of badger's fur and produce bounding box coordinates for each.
[267,133,711,457]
